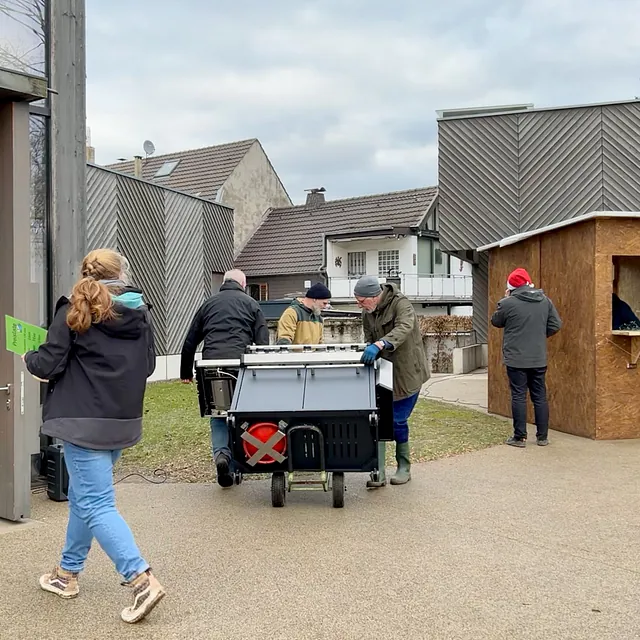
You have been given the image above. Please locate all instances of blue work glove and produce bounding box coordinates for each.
[361,343,382,365]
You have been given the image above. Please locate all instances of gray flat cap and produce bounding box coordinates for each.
[353,275,382,298]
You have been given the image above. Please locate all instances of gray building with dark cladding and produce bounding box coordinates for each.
[86,164,234,358]
[437,99,640,343]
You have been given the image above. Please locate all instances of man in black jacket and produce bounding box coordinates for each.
[180,269,269,486]
[491,267,562,448]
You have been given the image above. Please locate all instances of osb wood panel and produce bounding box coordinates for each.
[539,222,596,438]
[595,218,640,439]
[487,237,541,420]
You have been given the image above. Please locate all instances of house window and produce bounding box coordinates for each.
[247,283,269,301]
[378,250,400,277]
[347,251,366,277]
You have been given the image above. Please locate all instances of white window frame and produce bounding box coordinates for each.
[347,251,367,277]
[378,249,400,277]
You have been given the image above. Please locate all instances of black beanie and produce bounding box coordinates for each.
[306,283,331,299]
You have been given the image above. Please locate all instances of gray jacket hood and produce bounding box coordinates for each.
[511,286,546,303]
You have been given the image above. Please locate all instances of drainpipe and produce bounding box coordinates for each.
[319,232,328,286]
[133,155,143,178]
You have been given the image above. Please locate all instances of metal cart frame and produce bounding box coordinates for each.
[195,344,393,508]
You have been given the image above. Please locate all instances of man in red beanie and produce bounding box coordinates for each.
[491,267,562,447]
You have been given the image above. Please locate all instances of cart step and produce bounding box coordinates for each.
[287,471,328,492]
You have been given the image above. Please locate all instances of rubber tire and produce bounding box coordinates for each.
[332,472,345,508]
[271,472,286,508]
[234,472,243,486]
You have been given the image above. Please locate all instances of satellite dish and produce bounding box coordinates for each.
[143,140,156,157]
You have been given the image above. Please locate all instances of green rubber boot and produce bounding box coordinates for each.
[390,442,411,485]
[366,441,387,488]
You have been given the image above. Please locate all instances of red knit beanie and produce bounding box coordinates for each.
[507,267,532,290]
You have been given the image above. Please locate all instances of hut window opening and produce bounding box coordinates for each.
[612,256,640,331]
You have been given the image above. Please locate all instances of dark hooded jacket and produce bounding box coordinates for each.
[179,280,269,380]
[491,285,562,369]
[24,288,156,450]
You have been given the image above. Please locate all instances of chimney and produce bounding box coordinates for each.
[133,155,143,178]
[305,187,326,207]
[85,125,95,163]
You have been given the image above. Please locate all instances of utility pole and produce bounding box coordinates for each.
[50,0,87,300]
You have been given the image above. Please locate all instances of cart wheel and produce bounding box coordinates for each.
[234,471,243,486]
[332,472,345,508]
[271,472,286,508]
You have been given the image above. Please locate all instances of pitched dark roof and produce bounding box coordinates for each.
[104,139,257,200]
[235,186,438,277]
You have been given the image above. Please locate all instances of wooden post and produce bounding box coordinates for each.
[50,0,87,301]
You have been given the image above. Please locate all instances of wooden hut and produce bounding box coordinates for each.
[478,212,640,440]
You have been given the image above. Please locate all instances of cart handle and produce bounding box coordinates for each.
[246,363,368,370]
[286,424,326,473]
[307,364,365,369]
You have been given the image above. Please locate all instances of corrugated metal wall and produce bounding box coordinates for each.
[602,103,640,210]
[438,114,520,249]
[439,102,640,251]
[86,165,234,355]
[438,100,640,342]
[166,191,201,354]
[472,254,489,343]
[203,200,234,292]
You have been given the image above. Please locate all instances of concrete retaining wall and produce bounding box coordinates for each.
[452,344,488,374]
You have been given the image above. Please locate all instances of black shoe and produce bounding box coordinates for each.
[537,438,549,446]
[506,437,526,448]
[215,454,234,488]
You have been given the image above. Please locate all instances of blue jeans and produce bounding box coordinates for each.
[393,392,420,443]
[60,442,148,582]
[211,416,233,469]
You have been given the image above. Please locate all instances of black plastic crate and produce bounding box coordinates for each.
[46,444,69,502]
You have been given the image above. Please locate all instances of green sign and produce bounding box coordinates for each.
[5,315,48,356]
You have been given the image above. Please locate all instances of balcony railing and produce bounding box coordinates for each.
[328,274,473,300]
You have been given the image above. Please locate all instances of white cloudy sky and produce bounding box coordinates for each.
[86,0,640,204]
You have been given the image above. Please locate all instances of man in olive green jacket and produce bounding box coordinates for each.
[354,275,430,487]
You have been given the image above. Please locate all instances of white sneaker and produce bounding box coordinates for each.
[121,569,166,623]
[39,566,80,599]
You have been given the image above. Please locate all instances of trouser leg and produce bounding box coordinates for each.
[527,367,549,440]
[390,392,419,485]
[507,367,528,440]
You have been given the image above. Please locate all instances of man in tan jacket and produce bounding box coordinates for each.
[276,283,331,345]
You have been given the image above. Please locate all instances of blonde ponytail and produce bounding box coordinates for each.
[65,248,127,333]
[67,278,116,333]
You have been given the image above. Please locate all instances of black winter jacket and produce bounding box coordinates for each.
[180,281,269,380]
[24,292,156,450]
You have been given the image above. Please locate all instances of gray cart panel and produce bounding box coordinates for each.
[232,367,305,412]
[302,366,374,412]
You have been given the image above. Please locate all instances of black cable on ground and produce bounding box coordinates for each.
[114,468,168,485]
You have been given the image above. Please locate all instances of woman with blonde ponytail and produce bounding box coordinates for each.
[23,249,166,624]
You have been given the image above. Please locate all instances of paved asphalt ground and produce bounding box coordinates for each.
[2,428,639,639]
[1,373,638,639]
